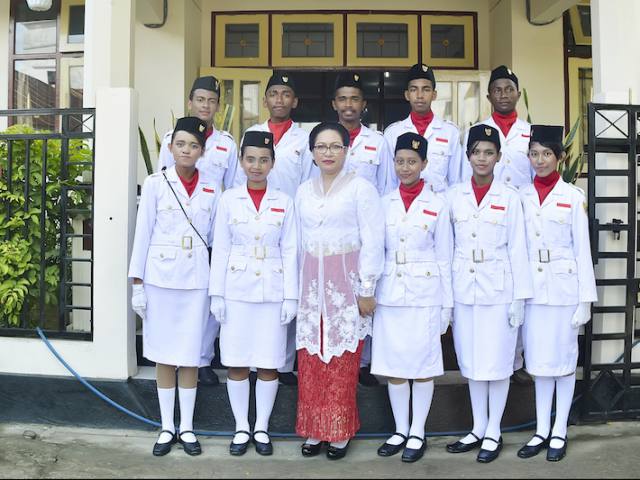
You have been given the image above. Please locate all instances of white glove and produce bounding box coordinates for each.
[508,299,525,328]
[280,299,298,326]
[440,307,452,335]
[131,284,147,320]
[210,295,226,324]
[571,302,591,328]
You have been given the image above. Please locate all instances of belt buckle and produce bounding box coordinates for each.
[254,245,266,260]
[472,249,484,263]
[181,236,193,250]
[395,251,407,264]
[538,249,550,263]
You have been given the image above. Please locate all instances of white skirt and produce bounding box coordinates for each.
[143,285,209,368]
[523,304,579,377]
[371,305,444,379]
[452,302,516,381]
[220,299,286,369]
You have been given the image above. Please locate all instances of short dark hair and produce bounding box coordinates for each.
[309,122,350,151]
[529,140,564,159]
[466,140,501,156]
[240,144,275,160]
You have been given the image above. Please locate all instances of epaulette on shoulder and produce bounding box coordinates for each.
[444,119,460,129]
[384,120,403,131]
[220,130,235,140]
[567,182,586,197]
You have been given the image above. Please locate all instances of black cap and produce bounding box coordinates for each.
[467,124,501,152]
[395,132,428,160]
[530,125,564,144]
[489,65,518,89]
[406,63,436,88]
[334,71,363,94]
[173,116,207,147]
[266,73,296,94]
[241,131,275,156]
[190,76,220,97]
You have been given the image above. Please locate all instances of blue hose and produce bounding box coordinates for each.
[36,327,637,439]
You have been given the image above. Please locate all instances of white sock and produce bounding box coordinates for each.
[386,381,410,445]
[254,378,279,443]
[330,439,349,448]
[550,373,576,448]
[460,379,488,444]
[157,387,176,444]
[227,378,251,444]
[482,378,509,451]
[407,380,434,449]
[528,376,555,446]
[305,437,321,445]
[178,387,197,443]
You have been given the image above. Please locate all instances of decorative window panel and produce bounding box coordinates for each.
[225,24,260,58]
[347,14,417,67]
[421,14,476,69]
[60,0,85,52]
[214,15,269,67]
[272,14,343,67]
[357,23,408,58]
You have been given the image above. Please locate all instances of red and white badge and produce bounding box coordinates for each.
[271,207,285,213]
[364,145,377,152]
[557,202,571,209]
[435,137,449,144]
[490,204,506,211]
[216,145,228,152]
[423,209,438,216]
[202,187,215,193]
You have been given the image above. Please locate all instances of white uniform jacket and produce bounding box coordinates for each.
[209,185,298,303]
[520,180,597,305]
[128,167,219,290]
[344,124,394,196]
[384,114,462,193]
[461,117,534,189]
[447,180,532,305]
[157,128,238,190]
[234,121,315,199]
[377,185,454,308]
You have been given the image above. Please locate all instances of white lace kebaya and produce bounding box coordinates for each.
[295,169,385,363]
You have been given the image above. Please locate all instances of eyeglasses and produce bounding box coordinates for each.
[393,158,421,167]
[529,150,556,160]
[313,144,347,155]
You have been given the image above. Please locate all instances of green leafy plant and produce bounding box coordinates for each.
[139,113,174,176]
[0,124,91,328]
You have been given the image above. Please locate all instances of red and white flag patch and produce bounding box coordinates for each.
[423,209,438,216]
[521,134,531,138]
[435,137,449,143]
[216,145,228,152]
[490,204,506,211]
[202,187,215,193]
[364,145,377,152]
[271,207,285,213]
[557,202,571,209]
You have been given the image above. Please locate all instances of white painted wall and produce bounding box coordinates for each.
[0,1,10,130]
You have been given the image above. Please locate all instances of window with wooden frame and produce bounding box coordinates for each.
[568,2,591,46]
[9,0,85,128]
[347,14,418,67]
[272,14,343,67]
[421,14,476,69]
[213,14,269,67]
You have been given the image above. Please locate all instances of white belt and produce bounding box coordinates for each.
[455,249,507,263]
[387,250,437,264]
[529,248,574,263]
[230,244,281,259]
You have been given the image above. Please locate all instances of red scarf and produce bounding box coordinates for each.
[399,179,424,212]
[471,176,492,206]
[410,111,434,136]
[248,186,267,211]
[533,170,560,205]
[348,126,362,146]
[491,110,518,137]
[268,119,293,146]
[178,169,199,198]
[205,127,214,140]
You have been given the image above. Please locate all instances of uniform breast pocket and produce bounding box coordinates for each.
[207,147,230,168]
[452,213,470,239]
[267,212,285,230]
[427,146,450,175]
[546,209,572,245]
[411,214,437,236]
[482,211,508,244]
[194,200,215,231]
[156,206,181,234]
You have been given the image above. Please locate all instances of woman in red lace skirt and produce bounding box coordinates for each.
[294,122,385,460]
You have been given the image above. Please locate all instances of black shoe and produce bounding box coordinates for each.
[546,436,568,462]
[278,372,298,386]
[229,430,251,456]
[401,436,427,463]
[517,434,549,459]
[326,440,350,460]
[252,430,273,456]
[301,441,323,457]
[152,430,176,457]
[198,366,220,386]
[177,431,202,456]
[377,433,407,457]
[358,366,380,386]
[446,432,482,453]
[477,436,503,463]
[511,368,533,386]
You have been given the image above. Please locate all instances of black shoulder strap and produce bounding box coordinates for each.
[161,168,209,248]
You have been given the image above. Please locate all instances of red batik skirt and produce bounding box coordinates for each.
[295,341,364,442]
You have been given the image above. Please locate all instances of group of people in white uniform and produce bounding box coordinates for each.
[128,63,597,464]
